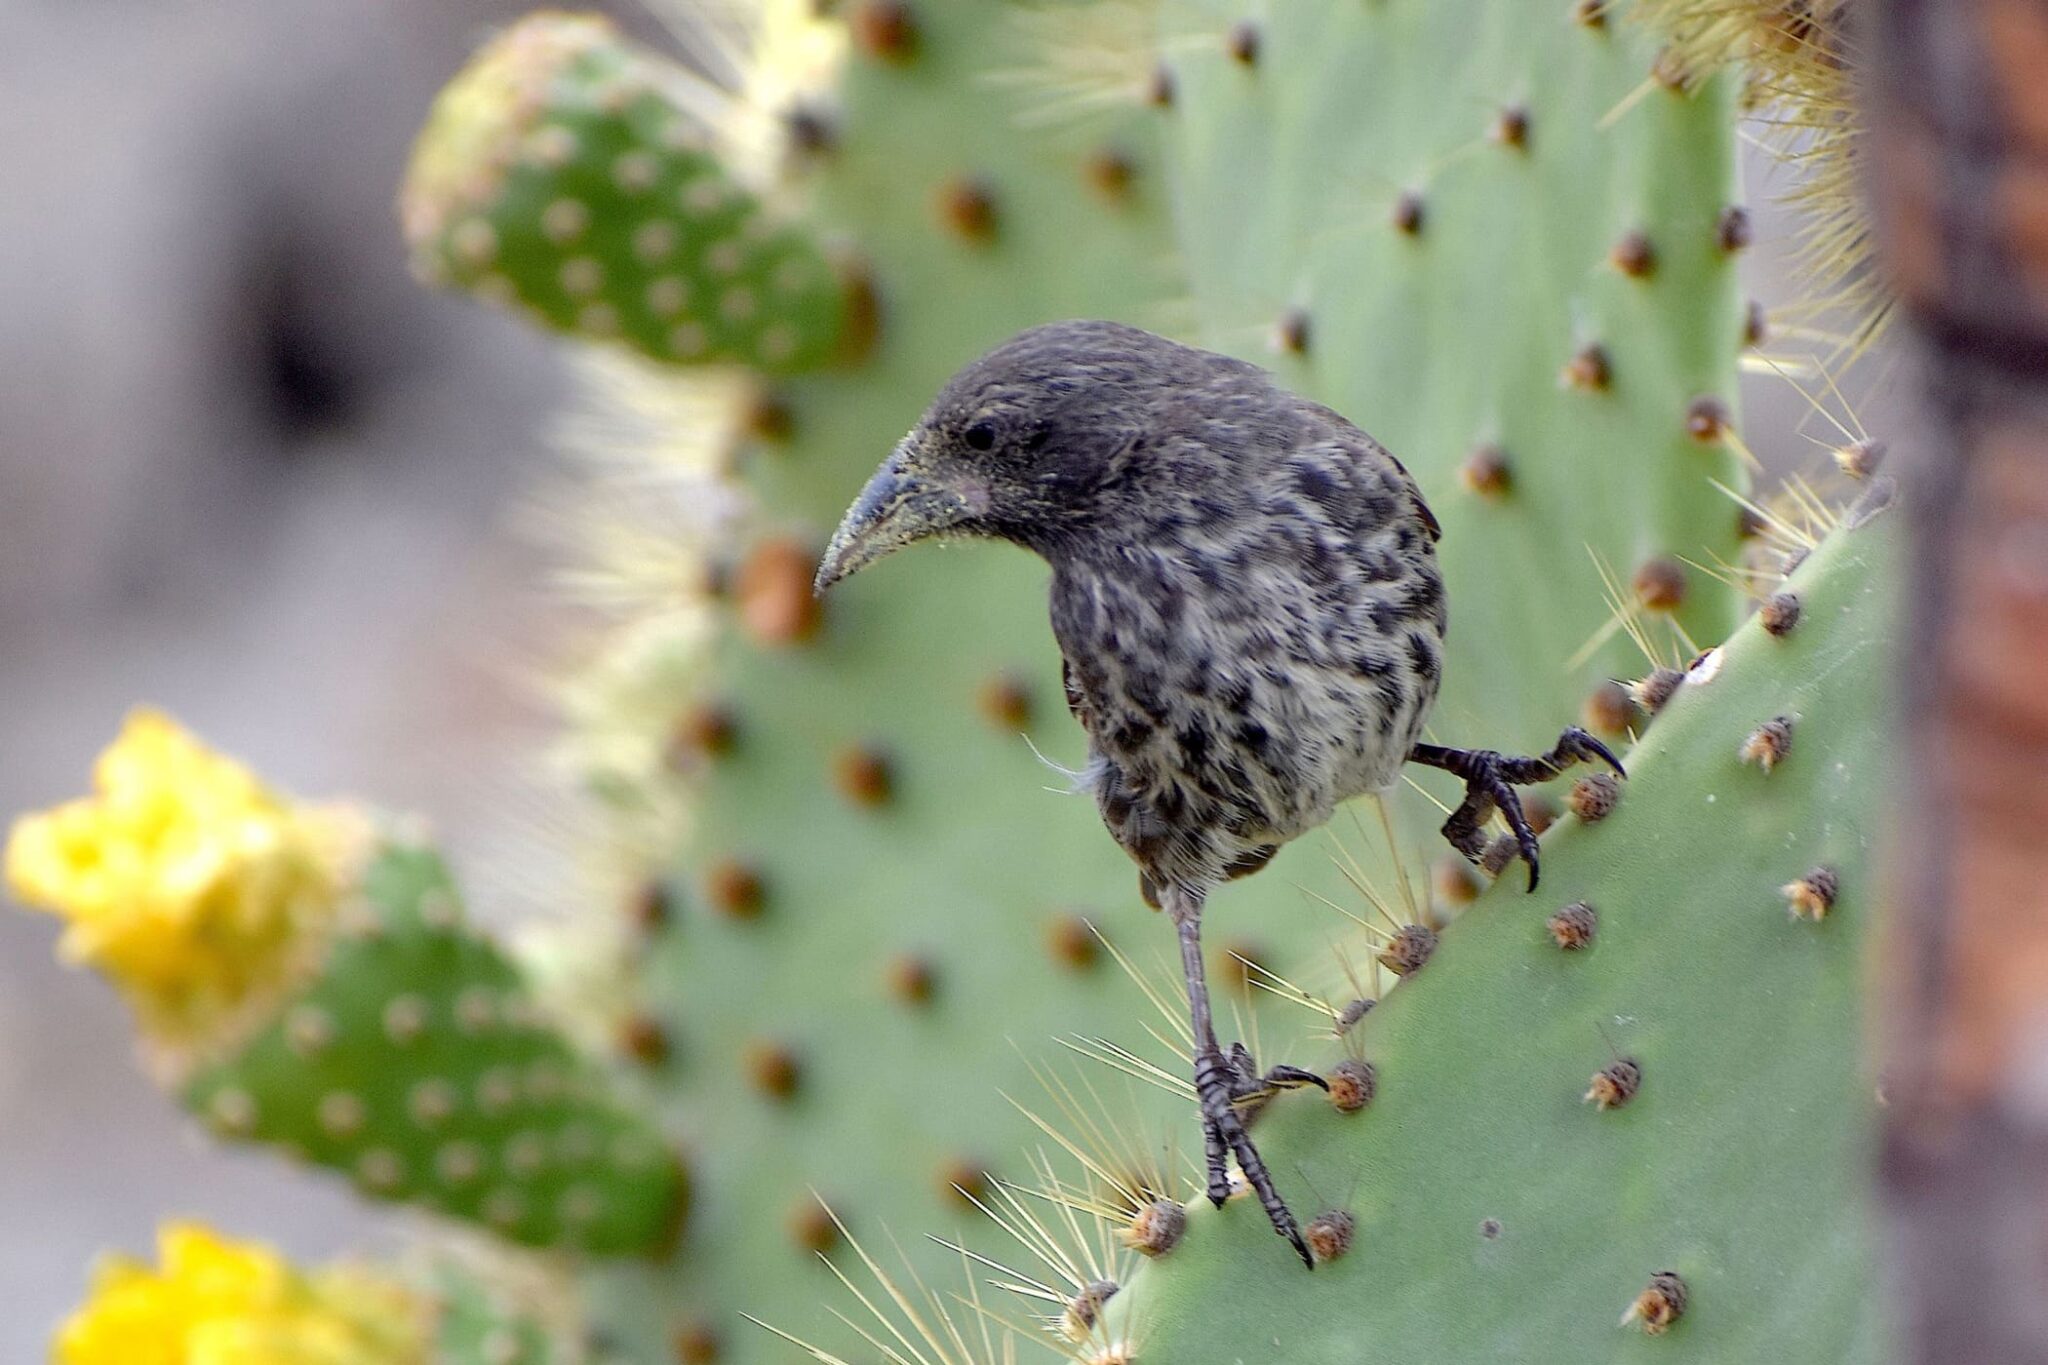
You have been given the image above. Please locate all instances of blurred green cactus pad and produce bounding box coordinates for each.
[401,13,852,372]
[182,842,688,1256]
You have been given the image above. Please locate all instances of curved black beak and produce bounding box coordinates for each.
[815,440,971,594]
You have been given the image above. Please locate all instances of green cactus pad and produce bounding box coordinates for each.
[1152,0,1750,766]
[181,842,687,1256]
[1095,500,1898,1362]
[401,14,849,372]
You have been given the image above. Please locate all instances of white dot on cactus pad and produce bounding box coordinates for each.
[613,151,660,192]
[683,178,728,214]
[285,1005,334,1056]
[437,1141,485,1185]
[559,258,604,298]
[318,1091,367,1137]
[455,988,498,1035]
[208,1088,258,1134]
[506,1132,548,1176]
[525,1060,567,1102]
[647,277,690,317]
[720,287,757,322]
[560,1184,604,1224]
[634,220,680,263]
[384,995,429,1045]
[451,219,498,267]
[774,258,813,295]
[417,889,460,929]
[357,1148,405,1191]
[524,125,578,168]
[485,1187,527,1229]
[478,1067,520,1114]
[541,198,591,244]
[669,322,709,358]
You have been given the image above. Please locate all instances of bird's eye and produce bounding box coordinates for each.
[962,419,998,452]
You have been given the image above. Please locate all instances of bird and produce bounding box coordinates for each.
[814,320,1620,1266]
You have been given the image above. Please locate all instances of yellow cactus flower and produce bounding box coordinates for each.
[6,710,353,1043]
[52,1222,427,1365]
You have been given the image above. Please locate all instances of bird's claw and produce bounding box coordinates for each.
[1255,1063,1331,1095]
[1444,750,1547,890]
[1553,725,1626,780]
[1412,726,1625,893]
[1223,1043,1330,1110]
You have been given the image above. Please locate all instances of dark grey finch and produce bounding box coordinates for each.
[815,320,1620,1267]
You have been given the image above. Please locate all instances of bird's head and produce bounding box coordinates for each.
[816,320,1204,593]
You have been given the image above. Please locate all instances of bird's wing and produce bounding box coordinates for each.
[1050,575,1173,873]
[1403,464,1442,542]
[1356,435,1441,543]
[1290,398,1442,544]
[1060,657,1091,727]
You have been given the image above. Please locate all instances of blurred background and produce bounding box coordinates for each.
[0,1,1901,1353]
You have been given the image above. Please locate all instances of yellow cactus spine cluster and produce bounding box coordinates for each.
[52,1222,426,1365]
[5,710,356,1045]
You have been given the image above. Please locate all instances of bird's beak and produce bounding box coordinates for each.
[815,439,972,593]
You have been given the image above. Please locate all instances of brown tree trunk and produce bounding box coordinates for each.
[1871,1,2048,1359]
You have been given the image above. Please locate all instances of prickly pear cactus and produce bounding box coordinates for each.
[395,0,1751,1359]
[1091,498,1898,1362]
[182,844,686,1256]
[4,709,683,1263]
[401,12,854,372]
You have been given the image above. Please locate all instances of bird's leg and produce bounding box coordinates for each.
[1165,884,1315,1269]
[1408,726,1625,891]
[1168,890,1230,1205]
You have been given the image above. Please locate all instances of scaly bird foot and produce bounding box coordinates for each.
[1409,727,1624,891]
[1195,1043,1320,1268]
